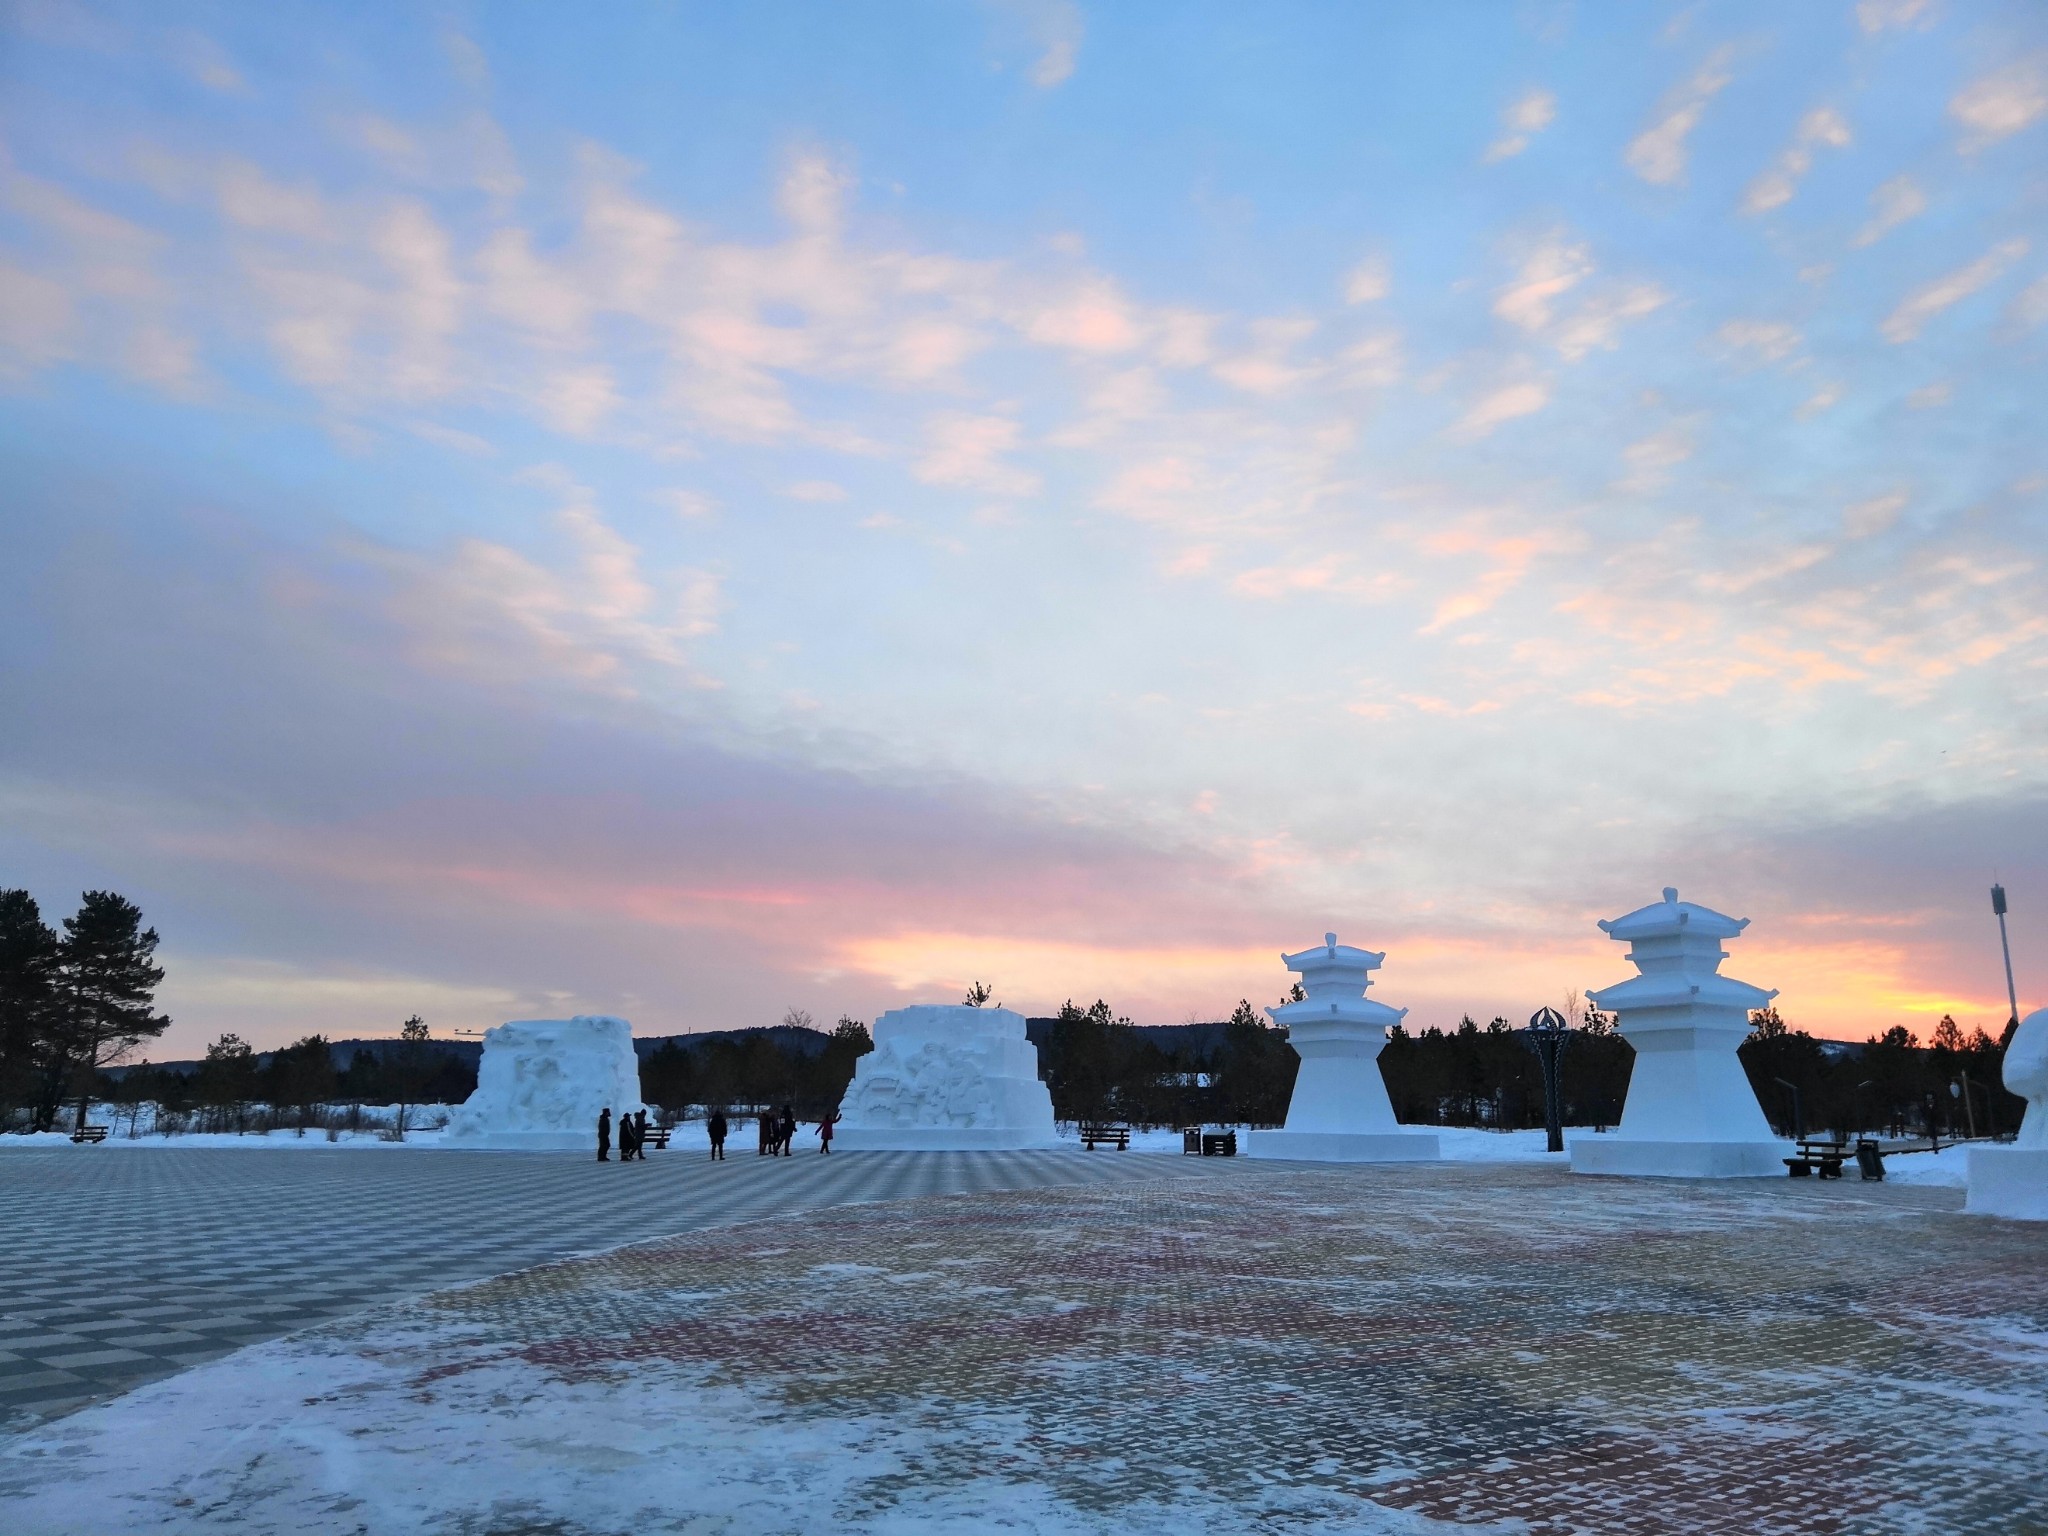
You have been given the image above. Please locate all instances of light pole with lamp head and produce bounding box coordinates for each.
[1993,884,2020,1043]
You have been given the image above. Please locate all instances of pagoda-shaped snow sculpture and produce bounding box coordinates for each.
[1570,889,1790,1179]
[1248,934,1439,1162]
[832,1005,1061,1151]
[444,1015,646,1151]
[1966,1007,2048,1221]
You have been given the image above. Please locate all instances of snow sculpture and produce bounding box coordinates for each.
[443,1015,645,1151]
[832,1005,1060,1150]
[1967,1008,2048,1221]
[1570,889,1790,1179]
[1248,933,1439,1162]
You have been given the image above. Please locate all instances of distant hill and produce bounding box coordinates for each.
[114,1017,1230,1077]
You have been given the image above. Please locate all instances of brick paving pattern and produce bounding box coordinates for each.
[0,1143,1220,1430]
[368,1165,2046,1536]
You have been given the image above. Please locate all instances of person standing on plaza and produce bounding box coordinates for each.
[597,1106,611,1162]
[780,1104,798,1157]
[816,1111,836,1154]
[707,1108,727,1160]
[635,1108,650,1156]
[757,1109,772,1156]
[618,1108,638,1161]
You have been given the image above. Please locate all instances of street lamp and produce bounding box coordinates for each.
[1773,1076,1805,1141]
[1523,1007,1571,1153]
[1993,884,2020,1040]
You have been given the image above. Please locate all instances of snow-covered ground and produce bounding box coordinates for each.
[1,1158,2029,1536]
[0,1337,1473,1536]
[0,1114,1979,1184]
[3,1117,1570,1159]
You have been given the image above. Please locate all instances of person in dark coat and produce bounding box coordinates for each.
[779,1105,798,1157]
[597,1106,611,1162]
[620,1110,639,1162]
[707,1109,728,1160]
[816,1112,836,1154]
[635,1108,650,1156]
[757,1110,772,1156]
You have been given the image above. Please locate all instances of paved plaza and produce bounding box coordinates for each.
[4,1154,2044,1534]
[0,1143,1221,1429]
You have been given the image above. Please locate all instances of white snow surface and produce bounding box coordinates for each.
[835,1005,1060,1149]
[444,1015,645,1149]
[0,1327,1477,1536]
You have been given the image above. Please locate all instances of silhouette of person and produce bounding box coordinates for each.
[780,1105,797,1157]
[597,1106,611,1162]
[817,1111,836,1154]
[758,1110,772,1156]
[620,1109,639,1162]
[635,1108,650,1156]
[708,1109,728,1160]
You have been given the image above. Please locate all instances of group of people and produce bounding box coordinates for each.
[594,1106,653,1162]
[602,1106,836,1160]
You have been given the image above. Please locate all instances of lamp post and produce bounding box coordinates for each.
[1993,884,2020,1041]
[1773,1076,1805,1141]
[1523,1006,1570,1153]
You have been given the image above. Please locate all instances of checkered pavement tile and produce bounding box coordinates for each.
[365,1164,2042,1536]
[0,1144,1219,1429]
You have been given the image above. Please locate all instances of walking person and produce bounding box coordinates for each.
[635,1108,650,1156]
[707,1108,727,1160]
[596,1106,612,1163]
[619,1108,639,1162]
[816,1111,836,1154]
[757,1109,772,1156]
[780,1105,798,1157]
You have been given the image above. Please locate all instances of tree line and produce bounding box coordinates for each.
[5,887,2025,1143]
[110,1016,480,1137]
[0,889,170,1133]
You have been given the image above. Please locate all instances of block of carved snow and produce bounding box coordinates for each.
[1967,1008,2048,1221]
[443,1015,646,1150]
[1248,933,1439,1163]
[833,1005,1060,1150]
[1569,889,1790,1179]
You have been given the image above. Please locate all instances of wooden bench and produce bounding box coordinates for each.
[70,1125,110,1144]
[641,1124,673,1150]
[1784,1138,1848,1178]
[1079,1123,1131,1150]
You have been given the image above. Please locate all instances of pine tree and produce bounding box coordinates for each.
[0,891,62,1126]
[197,1033,257,1133]
[390,1015,432,1138]
[54,892,170,1133]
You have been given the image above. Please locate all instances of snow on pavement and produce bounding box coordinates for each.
[3,1163,2039,1536]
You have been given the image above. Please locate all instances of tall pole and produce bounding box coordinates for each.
[1525,1007,1569,1154]
[1993,885,2020,1040]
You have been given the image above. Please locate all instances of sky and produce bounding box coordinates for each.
[2,0,2044,1058]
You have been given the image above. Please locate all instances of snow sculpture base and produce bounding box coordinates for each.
[1966,1148,2048,1221]
[443,1016,645,1151]
[833,1005,1060,1152]
[1249,1130,1439,1163]
[1570,1137,1788,1179]
[1965,1008,2048,1219]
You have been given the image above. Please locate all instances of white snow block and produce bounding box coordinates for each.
[1570,889,1791,1180]
[1570,1138,1787,1179]
[443,1015,645,1151]
[1249,1131,1440,1162]
[1967,1148,2048,1221]
[833,1005,1061,1151]
[1247,933,1439,1164]
[1966,1008,2048,1221]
